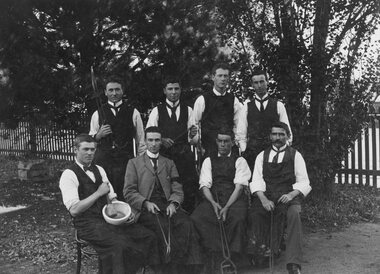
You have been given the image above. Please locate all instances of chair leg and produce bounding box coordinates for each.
[76,242,82,274]
[98,256,102,274]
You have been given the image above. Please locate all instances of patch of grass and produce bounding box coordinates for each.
[302,183,379,231]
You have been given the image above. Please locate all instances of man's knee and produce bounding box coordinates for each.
[287,205,301,223]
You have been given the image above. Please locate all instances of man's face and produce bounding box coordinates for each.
[212,68,229,92]
[270,127,288,149]
[105,82,123,103]
[164,83,181,103]
[252,74,268,98]
[75,142,96,166]
[216,134,233,156]
[146,132,162,154]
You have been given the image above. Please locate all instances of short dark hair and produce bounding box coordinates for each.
[251,68,268,81]
[145,126,162,138]
[105,75,124,90]
[74,134,96,148]
[163,75,181,88]
[271,122,290,136]
[211,62,230,75]
[216,127,234,141]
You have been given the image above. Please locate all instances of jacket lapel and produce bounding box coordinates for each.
[143,153,155,174]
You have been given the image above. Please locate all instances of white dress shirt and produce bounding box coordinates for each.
[89,100,146,155]
[236,94,293,152]
[59,160,117,210]
[192,88,242,144]
[199,153,252,189]
[146,99,196,144]
[249,145,311,197]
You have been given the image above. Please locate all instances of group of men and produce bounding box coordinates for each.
[59,63,311,274]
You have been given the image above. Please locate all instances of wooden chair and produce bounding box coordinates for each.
[74,229,102,274]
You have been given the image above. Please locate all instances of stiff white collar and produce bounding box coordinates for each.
[165,99,179,107]
[107,100,123,107]
[147,150,159,159]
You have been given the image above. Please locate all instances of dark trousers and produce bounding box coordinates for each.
[76,218,159,274]
[138,209,203,266]
[247,203,303,266]
[191,197,248,254]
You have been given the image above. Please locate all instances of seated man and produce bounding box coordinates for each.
[59,134,159,274]
[124,126,203,273]
[191,129,251,271]
[247,122,311,274]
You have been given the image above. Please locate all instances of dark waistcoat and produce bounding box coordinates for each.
[263,146,296,200]
[157,103,188,144]
[201,92,234,144]
[247,98,279,148]
[68,163,107,226]
[210,155,237,205]
[98,102,134,154]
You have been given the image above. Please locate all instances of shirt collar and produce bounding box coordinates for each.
[213,87,228,96]
[75,159,89,170]
[107,100,123,107]
[218,152,232,157]
[165,99,179,108]
[255,93,268,101]
[272,144,287,152]
[147,150,159,159]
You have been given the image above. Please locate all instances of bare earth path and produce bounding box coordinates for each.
[240,222,380,274]
[0,222,379,274]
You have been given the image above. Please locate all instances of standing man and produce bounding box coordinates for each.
[59,134,159,274]
[192,62,242,157]
[191,129,251,271]
[247,122,311,274]
[146,76,198,213]
[124,126,203,273]
[236,69,292,171]
[89,75,146,201]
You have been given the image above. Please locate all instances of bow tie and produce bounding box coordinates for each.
[83,165,95,172]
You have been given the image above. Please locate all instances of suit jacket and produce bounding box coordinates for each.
[124,153,184,220]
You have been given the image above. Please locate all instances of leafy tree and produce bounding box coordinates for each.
[0,0,219,129]
[214,0,380,195]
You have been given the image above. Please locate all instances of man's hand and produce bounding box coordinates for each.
[161,137,175,148]
[278,193,295,204]
[211,201,222,219]
[189,125,198,139]
[260,196,275,211]
[219,206,229,222]
[95,124,112,140]
[166,203,177,218]
[96,182,110,197]
[144,201,161,214]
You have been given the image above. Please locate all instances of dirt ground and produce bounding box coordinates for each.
[0,221,379,274]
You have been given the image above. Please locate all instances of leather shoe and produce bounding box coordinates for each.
[287,263,301,274]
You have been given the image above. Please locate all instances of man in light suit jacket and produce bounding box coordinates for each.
[124,126,203,274]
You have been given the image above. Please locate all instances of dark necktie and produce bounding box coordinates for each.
[109,104,120,115]
[83,165,95,172]
[149,157,158,171]
[166,103,178,122]
[256,97,268,112]
[272,148,286,163]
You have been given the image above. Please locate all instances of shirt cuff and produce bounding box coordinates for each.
[292,183,312,197]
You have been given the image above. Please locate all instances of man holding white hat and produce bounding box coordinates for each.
[59,134,159,274]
